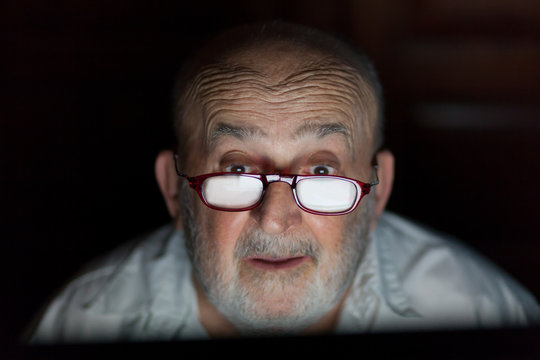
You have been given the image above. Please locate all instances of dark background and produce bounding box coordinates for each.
[2,0,540,348]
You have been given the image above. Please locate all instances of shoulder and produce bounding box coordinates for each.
[373,212,540,328]
[29,224,196,343]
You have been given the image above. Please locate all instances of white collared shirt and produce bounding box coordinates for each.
[29,212,540,343]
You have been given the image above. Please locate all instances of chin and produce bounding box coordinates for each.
[213,267,342,336]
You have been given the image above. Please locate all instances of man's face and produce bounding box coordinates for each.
[179,47,378,334]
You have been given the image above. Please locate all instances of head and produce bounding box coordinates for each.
[155,21,394,336]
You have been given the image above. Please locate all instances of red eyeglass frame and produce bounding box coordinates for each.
[173,154,379,216]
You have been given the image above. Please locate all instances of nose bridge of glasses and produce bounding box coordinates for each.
[263,174,295,186]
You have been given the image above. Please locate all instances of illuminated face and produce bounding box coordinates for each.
[179,45,378,334]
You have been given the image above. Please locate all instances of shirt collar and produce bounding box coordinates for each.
[338,219,421,333]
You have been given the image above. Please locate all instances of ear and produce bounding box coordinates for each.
[370,149,394,231]
[155,150,182,228]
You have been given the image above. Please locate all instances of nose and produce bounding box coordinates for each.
[252,181,302,235]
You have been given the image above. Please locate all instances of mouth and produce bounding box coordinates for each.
[245,256,310,270]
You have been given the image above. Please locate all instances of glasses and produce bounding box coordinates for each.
[173,154,379,216]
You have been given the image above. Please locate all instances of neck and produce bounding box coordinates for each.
[193,276,239,338]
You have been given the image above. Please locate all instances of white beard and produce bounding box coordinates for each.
[180,180,374,335]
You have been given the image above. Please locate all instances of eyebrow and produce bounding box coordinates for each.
[208,120,352,151]
[293,121,352,149]
[208,122,267,150]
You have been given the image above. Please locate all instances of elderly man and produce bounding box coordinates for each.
[29,22,539,343]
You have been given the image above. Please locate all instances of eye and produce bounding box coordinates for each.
[311,165,334,175]
[226,164,249,173]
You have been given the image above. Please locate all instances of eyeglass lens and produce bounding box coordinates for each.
[203,175,263,209]
[201,174,359,213]
[296,177,357,212]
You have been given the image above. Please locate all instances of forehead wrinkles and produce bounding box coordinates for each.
[182,60,376,152]
[184,63,263,102]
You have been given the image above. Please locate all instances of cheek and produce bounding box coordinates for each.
[199,207,251,261]
[304,214,348,252]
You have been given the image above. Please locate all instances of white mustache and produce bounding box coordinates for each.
[234,229,321,264]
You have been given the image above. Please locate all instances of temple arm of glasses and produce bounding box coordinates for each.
[369,165,380,187]
[173,153,190,179]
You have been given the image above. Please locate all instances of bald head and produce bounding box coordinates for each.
[157,22,394,336]
[173,22,383,168]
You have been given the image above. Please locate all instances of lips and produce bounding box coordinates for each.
[245,256,310,270]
